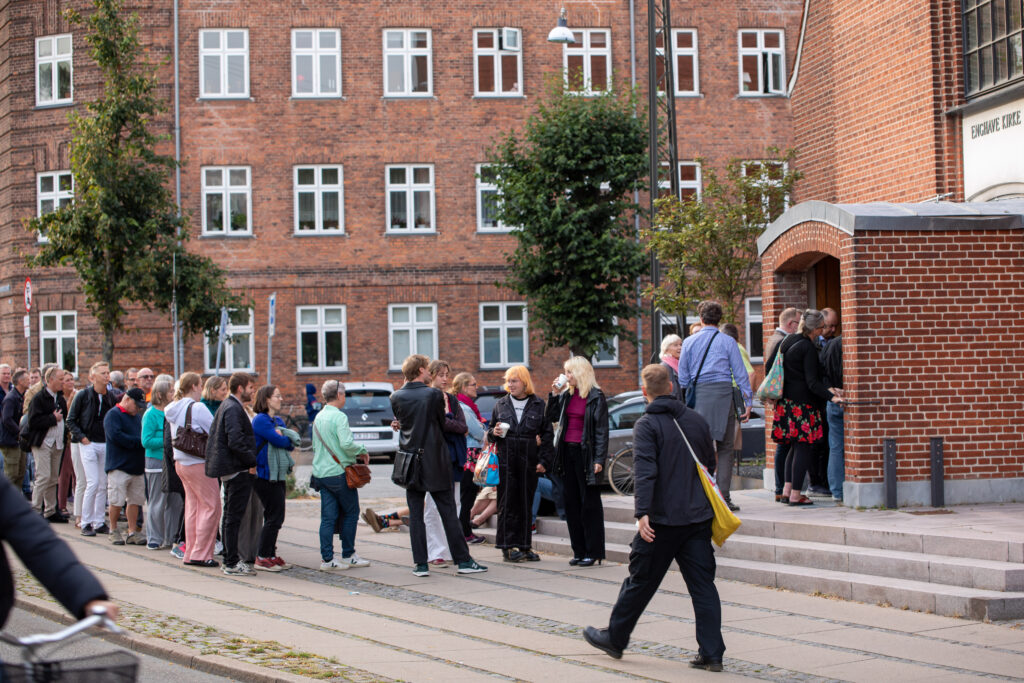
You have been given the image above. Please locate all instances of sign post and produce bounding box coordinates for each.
[24,278,32,370]
[267,292,276,384]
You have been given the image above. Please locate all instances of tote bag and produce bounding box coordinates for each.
[755,347,785,402]
[473,442,500,486]
[672,419,742,547]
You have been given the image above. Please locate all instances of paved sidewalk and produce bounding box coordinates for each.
[19,499,1024,682]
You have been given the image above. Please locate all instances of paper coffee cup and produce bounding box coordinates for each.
[497,422,510,434]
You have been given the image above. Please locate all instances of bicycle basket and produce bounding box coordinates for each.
[2,650,138,682]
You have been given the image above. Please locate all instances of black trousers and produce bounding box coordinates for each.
[607,520,725,659]
[773,442,791,495]
[810,430,830,489]
[407,487,470,566]
[459,469,478,536]
[253,478,286,558]
[785,441,813,491]
[561,443,605,560]
[221,472,254,567]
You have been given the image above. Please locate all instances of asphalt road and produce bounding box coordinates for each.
[0,608,236,682]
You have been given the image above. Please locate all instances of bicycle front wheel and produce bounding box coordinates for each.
[607,448,635,496]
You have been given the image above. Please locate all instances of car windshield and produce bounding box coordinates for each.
[475,393,505,420]
[343,390,394,426]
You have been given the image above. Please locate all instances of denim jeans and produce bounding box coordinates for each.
[826,402,845,500]
[532,473,565,523]
[318,474,359,561]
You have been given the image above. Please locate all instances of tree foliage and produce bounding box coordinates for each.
[485,80,648,359]
[25,0,243,362]
[644,148,802,323]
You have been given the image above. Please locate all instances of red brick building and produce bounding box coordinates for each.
[1,0,802,401]
[760,0,1024,505]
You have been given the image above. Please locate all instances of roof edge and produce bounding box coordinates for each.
[757,201,854,255]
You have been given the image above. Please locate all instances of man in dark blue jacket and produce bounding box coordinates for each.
[103,388,147,546]
[584,364,726,672]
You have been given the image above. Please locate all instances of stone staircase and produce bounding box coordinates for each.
[477,494,1024,620]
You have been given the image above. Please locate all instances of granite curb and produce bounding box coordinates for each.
[14,595,310,683]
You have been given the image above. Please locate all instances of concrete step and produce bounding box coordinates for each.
[475,526,632,563]
[718,534,1024,591]
[715,556,1024,621]
[536,517,637,546]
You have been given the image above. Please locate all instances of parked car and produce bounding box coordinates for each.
[473,385,506,424]
[342,382,399,458]
[607,394,766,463]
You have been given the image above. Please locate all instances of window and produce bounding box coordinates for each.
[388,304,437,370]
[679,162,702,201]
[36,171,74,243]
[474,28,522,96]
[480,302,528,368]
[202,167,251,235]
[40,311,77,376]
[294,165,343,233]
[383,29,432,96]
[297,306,347,372]
[199,29,249,98]
[386,165,434,233]
[610,401,645,431]
[476,164,514,231]
[36,35,73,106]
[738,29,785,95]
[745,298,764,362]
[964,0,1024,96]
[741,160,788,223]
[292,29,341,97]
[205,308,254,373]
[564,29,611,94]
[654,29,699,96]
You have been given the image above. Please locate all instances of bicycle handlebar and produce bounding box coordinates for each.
[0,610,122,649]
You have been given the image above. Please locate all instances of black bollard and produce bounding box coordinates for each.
[930,437,945,508]
[883,439,897,509]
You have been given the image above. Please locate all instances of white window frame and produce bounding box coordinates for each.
[204,308,255,373]
[592,318,620,367]
[738,29,785,96]
[296,305,348,372]
[745,298,764,363]
[39,311,77,377]
[294,165,344,234]
[563,29,611,94]
[473,28,523,97]
[201,166,252,236]
[476,164,516,232]
[388,304,438,371]
[36,171,74,243]
[678,161,702,201]
[35,34,73,106]
[199,29,250,99]
[671,29,699,96]
[383,29,432,97]
[479,302,529,369]
[741,160,789,218]
[291,29,341,98]
[386,164,435,233]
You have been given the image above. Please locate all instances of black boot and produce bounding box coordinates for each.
[502,548,525,563]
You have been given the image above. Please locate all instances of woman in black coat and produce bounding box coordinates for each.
[765,309,843,506]
[545,357,609,566]
[488,366,554,563]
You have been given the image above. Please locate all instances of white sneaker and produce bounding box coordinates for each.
[319,559,346,571]
[214,540,224,555]
[344,553,370,568]
[223,561,255,576]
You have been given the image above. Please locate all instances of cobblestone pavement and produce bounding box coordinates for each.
[22,499,1024,682]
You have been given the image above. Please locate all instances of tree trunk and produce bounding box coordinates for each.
[102,328,114,365]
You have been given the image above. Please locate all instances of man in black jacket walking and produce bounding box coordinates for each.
[390,354,486,578]
[205,372,257,576]
[25,366,69,523]
[0,369,29,485]
[584,364,726,672]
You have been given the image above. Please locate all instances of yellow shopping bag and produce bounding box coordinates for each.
[673,418,742,546]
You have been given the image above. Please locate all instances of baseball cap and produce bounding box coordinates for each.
[126,387,147,408]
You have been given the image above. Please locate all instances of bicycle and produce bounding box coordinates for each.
[606,446,635,496]
[0,611,138,682]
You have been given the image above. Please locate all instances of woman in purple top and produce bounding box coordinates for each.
[545,357,609,566]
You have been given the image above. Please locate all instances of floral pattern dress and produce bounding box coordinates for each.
[771,399,824,444]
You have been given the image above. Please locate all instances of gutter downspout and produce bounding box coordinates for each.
[787,0,811,96]
[630,0,643,386]
[172,0,183,377]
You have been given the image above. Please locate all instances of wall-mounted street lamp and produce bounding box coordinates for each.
[547,7,576,44]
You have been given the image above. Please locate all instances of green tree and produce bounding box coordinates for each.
[486,81,648,359]
[25,0,242,363]
[644,148,802,324]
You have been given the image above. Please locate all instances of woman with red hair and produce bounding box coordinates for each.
[487,366,554,563]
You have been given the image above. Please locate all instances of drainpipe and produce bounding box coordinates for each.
[787,0,811,96]
[629,0,644,386]
[172,0,183,377]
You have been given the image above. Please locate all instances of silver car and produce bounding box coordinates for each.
[342,382,400,457]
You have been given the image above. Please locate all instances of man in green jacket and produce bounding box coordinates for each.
[313,380,370,571]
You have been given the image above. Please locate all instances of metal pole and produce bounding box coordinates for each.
[883,439,898,508]
[172,0,183,378]
[930,437,945,508]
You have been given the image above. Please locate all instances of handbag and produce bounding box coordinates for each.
[685,331,720,409]
[171,402,207,459]
[756,345,785,402]
[672,418,741,547]
[312,421,372,489]
[392,449,422,489]
[473,442,500,486]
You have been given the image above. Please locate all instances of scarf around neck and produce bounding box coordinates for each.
[661,354,679,373]
[457,393,484,424]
